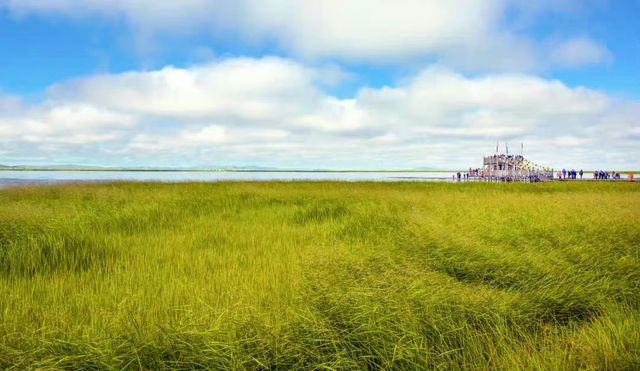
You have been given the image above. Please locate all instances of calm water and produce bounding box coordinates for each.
[0,170,459,188]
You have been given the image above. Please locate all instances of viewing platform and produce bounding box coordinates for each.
[466,144,553,182]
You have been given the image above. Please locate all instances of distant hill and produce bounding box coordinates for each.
[0,164,463,172]
[0,164,285,171]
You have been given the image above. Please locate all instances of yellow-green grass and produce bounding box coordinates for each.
[0,181,638,369]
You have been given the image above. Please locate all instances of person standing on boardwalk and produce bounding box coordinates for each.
[562,168,567,179]
[579,169,584,179]
[457,172,461,182]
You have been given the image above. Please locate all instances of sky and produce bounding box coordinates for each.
[0,0,638,170]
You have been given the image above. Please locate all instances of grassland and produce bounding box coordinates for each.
[0,181,638,369]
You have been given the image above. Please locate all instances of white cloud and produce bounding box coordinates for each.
[243,0,503,61]
[49,57,323,121]
[548,37,612,68]
[0,101,135,144]
[0,57,638,169]
[1,0,610,71]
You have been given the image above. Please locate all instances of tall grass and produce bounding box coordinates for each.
[0,181,638,369]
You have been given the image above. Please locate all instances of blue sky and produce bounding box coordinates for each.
[0,0,638,169]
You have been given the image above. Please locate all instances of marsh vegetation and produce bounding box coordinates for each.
[0,182,638,369]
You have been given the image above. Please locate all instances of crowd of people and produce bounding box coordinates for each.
[593,170,622,180]
[453,172,469,181]
[558,169,584,179]
[452,167,548,182]
[468,168,482,177]
[452,168,484,181]
[452,167,634,182]
[556,168,630,181]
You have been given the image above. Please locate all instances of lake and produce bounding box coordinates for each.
[0,170,460,188]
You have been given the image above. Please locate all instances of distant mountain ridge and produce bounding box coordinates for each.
[0,164,451,171]
[0,164,286,171]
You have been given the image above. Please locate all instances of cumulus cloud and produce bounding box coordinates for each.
[243,0,503,61]
[0,57,638,169]
[0,0,610,71]
[0,101,135,144]
[49,57,324,121]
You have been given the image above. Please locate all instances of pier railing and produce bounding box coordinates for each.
[468,155,553,182]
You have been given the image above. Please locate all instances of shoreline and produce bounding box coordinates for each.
[1,177,637,190]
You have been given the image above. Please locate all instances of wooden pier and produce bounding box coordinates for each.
[468,144,553,182]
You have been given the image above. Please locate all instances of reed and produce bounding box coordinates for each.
[0,181,638,369]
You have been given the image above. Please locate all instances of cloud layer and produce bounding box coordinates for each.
[1,57,637,169]
[2,0,609,71]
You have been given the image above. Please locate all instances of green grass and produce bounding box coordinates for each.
[0,181,638,369]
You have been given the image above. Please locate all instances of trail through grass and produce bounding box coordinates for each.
[0,181,638,369]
